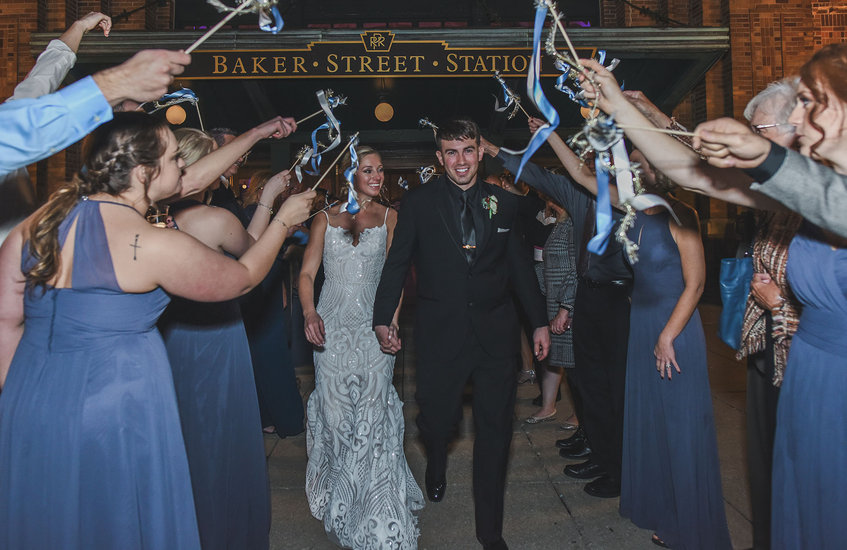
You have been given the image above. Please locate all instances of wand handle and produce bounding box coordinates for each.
[185,1,252,54]
[617,125,696,137]
[550,5,582,70]
[295,110,323,126]
[310,132,359,190]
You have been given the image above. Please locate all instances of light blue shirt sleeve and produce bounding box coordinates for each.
[0,76,112,173]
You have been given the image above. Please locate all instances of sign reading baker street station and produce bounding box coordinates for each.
[183,30,594,79]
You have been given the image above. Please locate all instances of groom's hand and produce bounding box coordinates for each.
[375,324,402,354]
[532,326,550,361]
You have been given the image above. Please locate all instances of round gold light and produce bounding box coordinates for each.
[374,101,394,123]
[165,105,187,125]
[579,106,592,120]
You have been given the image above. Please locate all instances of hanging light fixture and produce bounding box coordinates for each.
[165,104,187,125]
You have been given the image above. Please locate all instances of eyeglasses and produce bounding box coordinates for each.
[751,123,794,135]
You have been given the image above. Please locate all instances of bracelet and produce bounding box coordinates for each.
[257,202,273,215]
[272,216,288,229]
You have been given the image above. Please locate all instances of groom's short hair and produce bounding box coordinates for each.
[436,118,480,148]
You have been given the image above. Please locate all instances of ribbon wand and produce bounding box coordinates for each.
[310,132,360,190]
[185,1,253,54]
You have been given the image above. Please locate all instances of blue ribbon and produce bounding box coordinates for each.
[511,5,560,183]
[306,123,327,175]
[588,153,616,254]
[343,140,360,214]
[258,4,283,34]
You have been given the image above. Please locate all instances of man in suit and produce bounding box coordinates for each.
[372,118,549,550]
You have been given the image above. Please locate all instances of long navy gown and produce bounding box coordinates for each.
[158,200,270,550]
[771,227,847,549]
[0,198,201,549]
[619,210,731,549]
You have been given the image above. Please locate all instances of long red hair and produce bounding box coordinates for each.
[799,43,847,157]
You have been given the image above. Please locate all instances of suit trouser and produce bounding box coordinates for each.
[572,281,631,482]
[415,328,517,546]
[747,336,780,550]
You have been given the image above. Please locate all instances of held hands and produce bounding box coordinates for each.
[692,118,772,169]
[751,272,784,311]
[304,311,326,347]
[550,308,571,335]
[374,324,402,354]
[654,332,681,380]
[533,326,551,361]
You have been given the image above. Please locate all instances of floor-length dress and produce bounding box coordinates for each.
[0,198,201,549]
[306,213,424,549]
[159,200,270,550]
[619,210,731,550]
[771,227,847,549]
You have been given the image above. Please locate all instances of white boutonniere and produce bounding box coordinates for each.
[482,195,499,219]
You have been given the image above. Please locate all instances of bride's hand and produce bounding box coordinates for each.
[304,311,326,347]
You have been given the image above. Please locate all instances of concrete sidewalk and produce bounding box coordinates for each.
[266,304,752,549]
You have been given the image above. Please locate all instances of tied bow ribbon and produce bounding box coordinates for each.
[290,145,313,184]
[419,118,438,140]
[499,3,560,182]
[397,176,409,190]
[417,165,436,184]
[140,88,205,130]
[206,0,283,34]
[307,89,344,175]
[493,72,523,120]
[342,136,361,214]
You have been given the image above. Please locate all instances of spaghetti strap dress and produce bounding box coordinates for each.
[0,198,201,549]
[158,199,270,550]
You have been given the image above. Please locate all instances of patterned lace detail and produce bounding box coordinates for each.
[306,223,424,549]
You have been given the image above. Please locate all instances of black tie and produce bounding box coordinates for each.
[460,192,476,263]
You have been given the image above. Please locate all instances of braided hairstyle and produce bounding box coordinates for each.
[26,112,169,290]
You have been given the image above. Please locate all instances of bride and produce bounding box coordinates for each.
[299,145,424,549]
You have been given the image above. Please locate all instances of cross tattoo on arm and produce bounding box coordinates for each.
[130,234,141,260]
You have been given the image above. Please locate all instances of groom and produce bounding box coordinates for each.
[373,118,549,550]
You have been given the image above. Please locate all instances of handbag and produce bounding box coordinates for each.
[717,250,754,351]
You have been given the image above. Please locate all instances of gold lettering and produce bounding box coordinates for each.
[292,56,306,73]
[326,53,339,73]
[409,55,424,72]
[446,53,458,73]
[232,57,246,74]
[274,56,286,73]
[473,57,487,72]
[341,55,356,72]
[359,56,373,72]
[252,57,267,74]
[213,55,228,74]
[485,55,500,72]
[394,56,407,72]
[460,55,476,72]
[370,34,386,49]
[511,55,528,73]
[377,55,390,72]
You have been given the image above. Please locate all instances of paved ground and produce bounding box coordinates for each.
[267,304,752,549]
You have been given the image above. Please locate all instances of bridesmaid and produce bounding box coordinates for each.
[0,112,313,549]
[160,127,293,550]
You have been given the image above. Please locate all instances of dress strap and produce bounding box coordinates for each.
[383,205,390,225]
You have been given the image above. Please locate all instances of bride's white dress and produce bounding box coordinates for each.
[306,214,424,549]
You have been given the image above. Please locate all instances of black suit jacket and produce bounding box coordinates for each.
[373,175,547,362]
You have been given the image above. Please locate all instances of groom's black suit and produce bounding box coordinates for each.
[373,175,546,547]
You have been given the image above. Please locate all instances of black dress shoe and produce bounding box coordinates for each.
[559,442,591,460]
[481,538,508,550]
[584,475,620,498]
[426,478,446,502]
[563,459,605,480]
[555,426,586,450]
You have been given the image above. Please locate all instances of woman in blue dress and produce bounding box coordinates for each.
[0,113,313,549]
[159,128,294,550]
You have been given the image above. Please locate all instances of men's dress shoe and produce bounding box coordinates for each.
[584,475,621,498]
[426,478,446,502]
[555,427,586,450]
[482,538,508,550]
[563,460,605,480]
[559,443,592,460]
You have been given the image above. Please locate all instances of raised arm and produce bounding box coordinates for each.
[0,225,25,388]
[180,117,297,197]
[578,59,784,211]
[244,170,291,241]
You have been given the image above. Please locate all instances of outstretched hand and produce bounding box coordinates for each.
[693,118,772,169]
[255,116,297,140]
[374,324,402,354]
[576,58,627,115]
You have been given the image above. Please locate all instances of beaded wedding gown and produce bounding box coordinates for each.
[306,212,423,549]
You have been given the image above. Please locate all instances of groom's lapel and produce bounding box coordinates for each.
[434,178,466,260]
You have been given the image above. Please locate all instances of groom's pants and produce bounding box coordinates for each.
[415,327,517,547]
